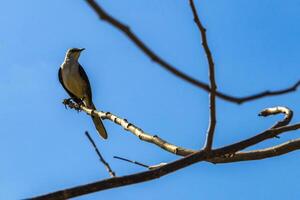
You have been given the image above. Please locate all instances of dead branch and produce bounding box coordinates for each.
[85,131,116,177]
[85,0,300,104]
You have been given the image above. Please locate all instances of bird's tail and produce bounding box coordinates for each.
[90,103,108,139]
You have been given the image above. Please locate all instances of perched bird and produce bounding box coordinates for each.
[58,48,108,139]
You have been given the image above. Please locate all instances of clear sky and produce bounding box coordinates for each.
[1,0,300,199]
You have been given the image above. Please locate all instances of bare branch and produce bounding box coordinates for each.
[114,156,150,168]
[65,100,195,156]
[189,0,217,150]
[65,101,295,157]
[27,2,300,200]
[114,156,168,170]
[210,138,300,163]
[85,0,300,104]
[30,125,300,200]
[31,103,300,199]
[85,131,116,177]
[35,79,299,197]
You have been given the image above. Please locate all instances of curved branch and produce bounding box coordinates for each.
[85,0,300,104]
[259,106,293,128]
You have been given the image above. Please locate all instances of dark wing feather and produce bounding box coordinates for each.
[58,67,81,104]
[78,64,93,102]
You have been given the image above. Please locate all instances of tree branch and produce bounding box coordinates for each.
[85,131,116,177]
[85,0,300,104]
[29,2,300,198]
[114,156,167,170]
[189,0,217,150]
[30,125,300,200]
[64,100,195,156]
[65,100,294,157]
[114,156,150,168]
[30,102,300,200]
[210,138,300,163]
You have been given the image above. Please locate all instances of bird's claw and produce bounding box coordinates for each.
[62,98,73,109]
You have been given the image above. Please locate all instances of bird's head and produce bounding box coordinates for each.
[65,48,85,60]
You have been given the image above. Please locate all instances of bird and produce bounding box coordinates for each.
[58,48,108,139]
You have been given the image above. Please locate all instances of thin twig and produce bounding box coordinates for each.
[85,0,300,104]
[189,0,217,150]
[85,131,116,177]
[113,156,168,170]
[114,156,149,168]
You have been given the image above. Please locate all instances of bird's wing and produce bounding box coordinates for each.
[78,64,93,103]
[58,67,81,104]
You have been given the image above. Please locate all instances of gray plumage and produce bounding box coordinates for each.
[59,48,107,139]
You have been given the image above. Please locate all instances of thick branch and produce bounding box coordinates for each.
[189,0,217,150]
[31,103,300,199]
[66,101,294,157]
[65,100,195,156]
[30,124,300,200]
[85,0,300,104]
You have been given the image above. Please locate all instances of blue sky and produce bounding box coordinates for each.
[1,0,300,199]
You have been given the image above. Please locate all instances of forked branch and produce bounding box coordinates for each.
[31,116,300,199]
[63,101,296,158]
[28,1,300,199]
[85,0,300,104]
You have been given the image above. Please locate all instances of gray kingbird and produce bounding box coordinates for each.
[58,48,108,139]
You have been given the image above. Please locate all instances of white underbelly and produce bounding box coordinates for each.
[61,66,86,98]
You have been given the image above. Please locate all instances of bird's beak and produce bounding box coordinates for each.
[79,48,85,52]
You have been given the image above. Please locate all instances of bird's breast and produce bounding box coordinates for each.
[61,63,86,99]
